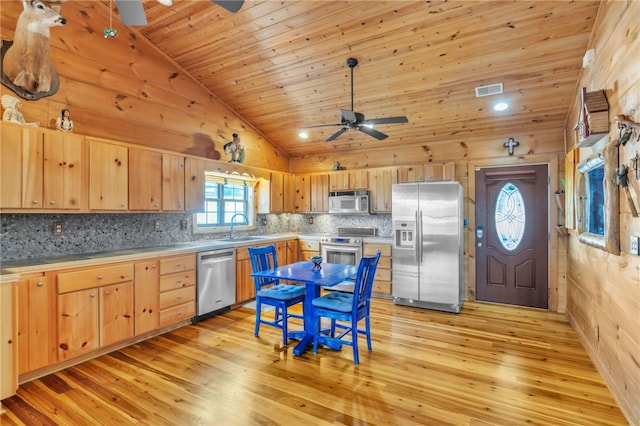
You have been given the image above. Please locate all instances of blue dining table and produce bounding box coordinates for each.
[251,260,358,356]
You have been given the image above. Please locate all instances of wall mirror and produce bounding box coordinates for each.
[575,141,620,254]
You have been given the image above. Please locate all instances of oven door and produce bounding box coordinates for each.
[321,243,362,266]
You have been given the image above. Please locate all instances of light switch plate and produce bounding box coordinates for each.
[630,236,639,256]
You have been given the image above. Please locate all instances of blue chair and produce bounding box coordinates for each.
[248,245,305,346]
[311,252,381,364]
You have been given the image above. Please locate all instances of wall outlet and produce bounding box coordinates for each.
[307,216,313,225]
[52,221,64,236]
[180,219,188,230]
[155,220,161,231]
[630,235,639,255]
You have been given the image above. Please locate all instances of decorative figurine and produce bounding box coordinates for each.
[1,94,39,126]
[223,133,246,163]
[333,161,341,171]
[56,108,73,132]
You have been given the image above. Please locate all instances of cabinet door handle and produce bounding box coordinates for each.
[36,281,44,287]
[90,293,96,298]
[152,264,157,269]
[104,290,111,295]
[97,275,103,280]
[32,200,39,205]
[49,200,56,205]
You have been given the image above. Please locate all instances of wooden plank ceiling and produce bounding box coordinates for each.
[113,0,600,158]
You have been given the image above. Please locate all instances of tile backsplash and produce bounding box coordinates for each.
[0,213,391,261]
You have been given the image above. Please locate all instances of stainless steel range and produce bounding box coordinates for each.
[321,227,377,291]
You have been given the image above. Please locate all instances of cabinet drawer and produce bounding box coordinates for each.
[364,243,391,256]
[159,255,195,275]
[159,272,195,292]
[372,281,391,294]
[159,302,195,327]
[377,256,391,269]
[298,238,320,251]
[58,264,133,294]
[374,268,391,282]
[160,286,195,310]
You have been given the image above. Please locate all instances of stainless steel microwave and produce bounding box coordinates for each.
[328,190,370,214]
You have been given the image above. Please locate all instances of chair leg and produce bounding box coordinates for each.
[254,299,262,337]
[281,305,288,346]
[365,315,372,351]
[312,311,319,355]
[352,318,359,365]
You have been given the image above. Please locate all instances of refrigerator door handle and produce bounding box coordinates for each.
[418,210,424,264]
[415,210,420,264]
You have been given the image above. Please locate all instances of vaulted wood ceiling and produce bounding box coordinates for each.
[111,0,600,158]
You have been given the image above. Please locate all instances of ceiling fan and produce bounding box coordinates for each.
[300,58,409,142]
[114,0,244,26]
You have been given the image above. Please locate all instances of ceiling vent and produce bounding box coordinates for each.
[475,83,503,97]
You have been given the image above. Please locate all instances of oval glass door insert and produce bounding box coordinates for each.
[495,182,525,250]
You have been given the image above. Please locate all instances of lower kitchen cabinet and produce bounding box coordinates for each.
[16,272,56,375]
[235,245,257,303]
[299,237,320,261]
[159,254,196,327]
[134,259,160,335]
[1,278,17,400]
[57,262,134,361]
[364,242,392,295]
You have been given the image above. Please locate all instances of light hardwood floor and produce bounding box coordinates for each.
[1,300,628,425]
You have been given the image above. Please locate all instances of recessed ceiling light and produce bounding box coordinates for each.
[494,102,509,112]
[157,0,173,6]
[298,131,308,139]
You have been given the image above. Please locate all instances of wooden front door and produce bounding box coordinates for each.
[475,164,548,308]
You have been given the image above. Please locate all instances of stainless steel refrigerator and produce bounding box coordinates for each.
[392,181,464,313]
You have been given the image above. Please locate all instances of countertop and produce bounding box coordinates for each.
[0,233,392,275]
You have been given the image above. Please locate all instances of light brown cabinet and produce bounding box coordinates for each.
[89,139,128,210]
[159,254,195,327]
[270,171,294,213]
[0,279,17,400]
[129,148,162,210]
[399,163,456,183]
[364,243,392,295]
[57,263,134,360]
[235,245,257,303]
[298,237,320,261]
[162,154,185,211]
[16,273,56,375]
[293,174,311,213]
[0,124,83,210]
[185,157,206,212]
[329,170,369,190]
[134,259,160,336]
[310,174,329,212]
[369,168,397,213]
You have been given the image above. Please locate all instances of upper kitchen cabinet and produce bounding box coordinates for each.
[129,148,162,211]
[184,158,206,212]
[270,171,294,213]
[369,168,397,213]
[329,170,369,191]
[293,174,311,213]
[310,174,329,212]
[398,162,456,183]
[89,139,128,211]
[1,124,83,210]
[162,154,185,211]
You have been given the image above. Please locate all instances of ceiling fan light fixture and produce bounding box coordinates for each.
[298,131,308,139]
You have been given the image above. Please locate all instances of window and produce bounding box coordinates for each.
[194,172,256,234]
[495,182,526,251]
[585,166,605,235]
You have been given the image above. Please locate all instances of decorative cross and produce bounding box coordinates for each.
[503,137,519,156]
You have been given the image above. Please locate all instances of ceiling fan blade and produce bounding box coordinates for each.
[212,0,244,13]
[364,116,409,125]
[358,126,388,140]
[299,123,343,129]
[340,109,358,123]
[114,0,147,26]
[326,128,348,142]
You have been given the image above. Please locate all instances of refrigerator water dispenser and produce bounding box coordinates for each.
[394,221,415,249]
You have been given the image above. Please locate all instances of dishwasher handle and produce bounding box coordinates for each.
[198,250,235,263]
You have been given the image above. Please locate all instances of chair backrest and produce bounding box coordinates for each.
[248,244,279,289]
[352,251,381,311]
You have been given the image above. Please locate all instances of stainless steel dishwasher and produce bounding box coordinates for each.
[195,248,236,322]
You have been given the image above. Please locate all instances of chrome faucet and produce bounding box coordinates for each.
[230,213,248,238]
